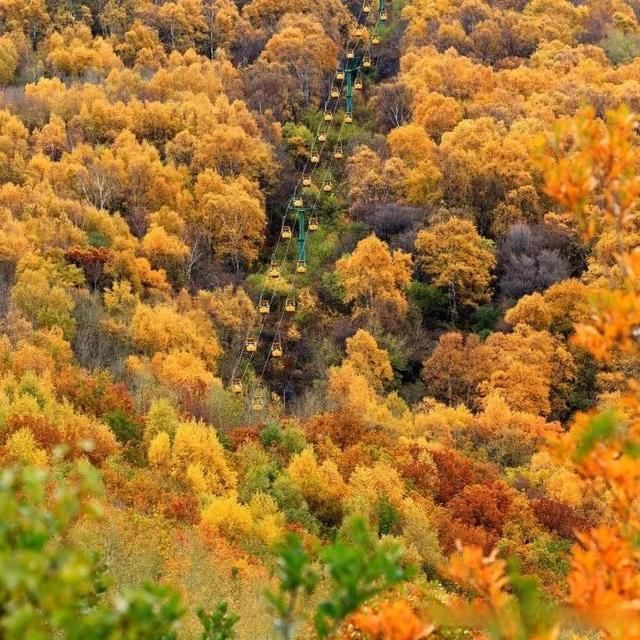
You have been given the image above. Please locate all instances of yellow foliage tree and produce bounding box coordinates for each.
[192,169,266,269]
[327,362,379,417]
[32,114,67,160]
[415,217,496,309]
[336,235,412,319]
[504,292,551,331]
[287,447,346,523]
[347,462,406,523]
[44,25,122,77]
[2,428,48,468]
[130,302,221,368]
[141,224,189,275]
[148,431,171,468]
[11,252,83,339]
[151,350,217,399]
[200,496,253,542]
[197,285,256,337]
[421,332,490,409]
[0,108,29,184]
[166,420,237,495]
[259,13,338,102]
[505,279,591,333]
[344,329,393,390]
[481,324,576,417]
[0,35,18,85]
[412,91,464,141]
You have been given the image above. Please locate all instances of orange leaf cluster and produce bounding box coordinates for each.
[569,526,640,639]
[445,545,510,611]
[351,600,433,640]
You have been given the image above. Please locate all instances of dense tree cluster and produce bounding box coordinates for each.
[0,0,639,639]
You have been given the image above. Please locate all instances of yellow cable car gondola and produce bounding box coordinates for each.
[336,69,345,81]
[353,27,365,39]
[344,113,353,124]
[310,153,320,164]
[334,144,343,159]
[271,339,283,358]
[268,263,281,279]
[331,87,340,99]
[251,395,265,411]
[230,378,243,394]
[363,54,372,68]
[293,197,303,207]
[245,337,257,353]
[372,34,381,45]
[282,225,292,239]
[285,298,296,313]
[380,9,388,21]
[363,1,371,13]
[302,175,312,187]
[354,78,363,90]
[346,49,355,59]
[323,182,333,193]
[324,113,333,122]
[308,217,319,231]
[318,132,327,143]
[259,300,270,314]
[296,260,307,274]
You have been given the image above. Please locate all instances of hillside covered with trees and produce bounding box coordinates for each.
[0,0,639,638]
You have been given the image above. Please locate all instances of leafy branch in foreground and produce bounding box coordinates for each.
[0,461,242,640]
[266,533,319,640]
[198,600,239,640]
[267,519,413,639]
[0,462,184,640]
[315,520,413,637]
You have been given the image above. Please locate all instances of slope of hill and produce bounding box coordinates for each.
[0,0,639,638]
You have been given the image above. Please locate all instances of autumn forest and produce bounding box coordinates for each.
[0,0,639,638]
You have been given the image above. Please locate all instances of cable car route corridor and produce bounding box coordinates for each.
[229,0,390,409]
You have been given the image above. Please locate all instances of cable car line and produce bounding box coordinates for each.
[229,1,390,400]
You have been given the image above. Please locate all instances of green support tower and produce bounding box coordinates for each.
[295,205,308,273]
[344,57,359,117]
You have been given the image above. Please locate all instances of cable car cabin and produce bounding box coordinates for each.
[285,298,296,313]
[308,217,319,231]
[302,176,312,187]
[372,34,381,45]
[323,183,333,193]
[296,260,308,274]
[281,225,292,239]
[271,340,283,358]
[258,300,270,314]
[324,113,333,122]
[344,114,353,124]
[354,79,363,90]
[310,153,320,164]
[363,55,372,68]
[336,70,345,81]
[353,27,365,39]
[317,132,327,142]
[268,264,281,279]
[293,197,303,207]
[331,87,340,99]
[333,145,344,159]
[346,50,355,59]
[380,9,388,20]
[251,396,265,411]
[245,338,257,353]
[230,379,243,394]
[363,2,371,13]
